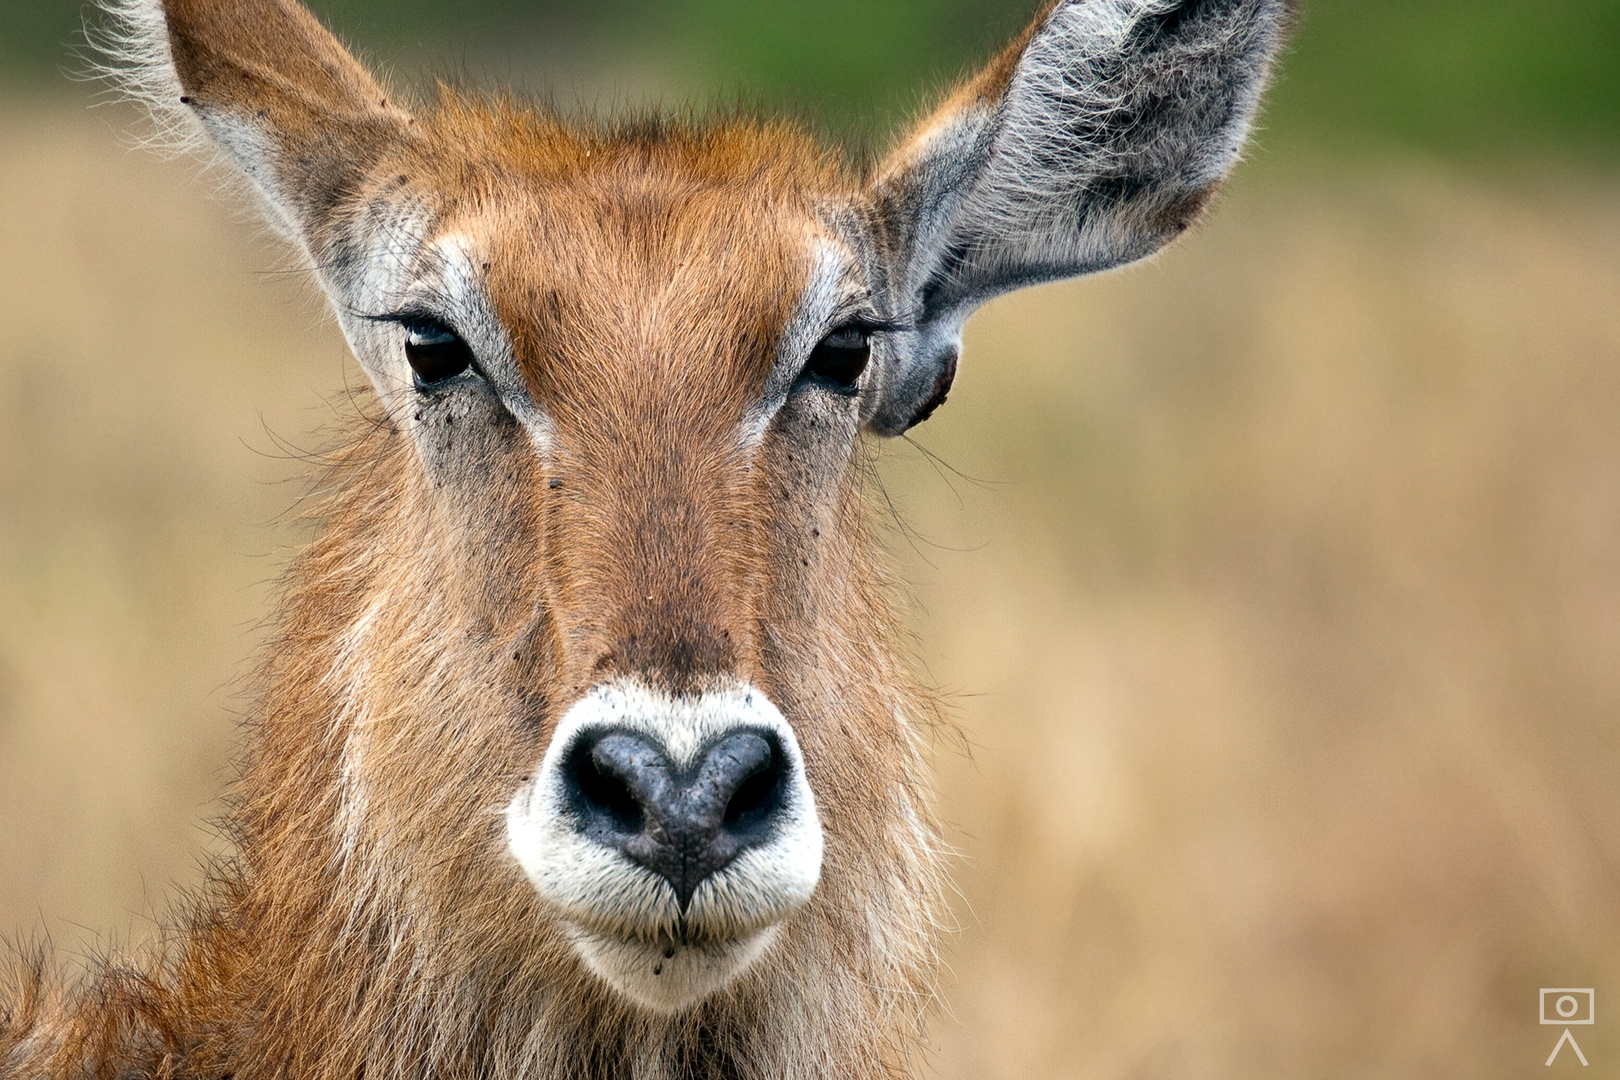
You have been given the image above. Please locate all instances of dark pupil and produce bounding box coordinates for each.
[404,321,473,385]
[807,329,870,388]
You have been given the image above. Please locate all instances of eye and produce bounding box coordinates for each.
[403,318,475,387]
[805,326,870,389]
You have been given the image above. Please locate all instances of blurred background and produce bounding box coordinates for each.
[2,1,1618,1076]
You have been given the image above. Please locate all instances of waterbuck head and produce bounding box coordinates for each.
[97,0,1290,1046]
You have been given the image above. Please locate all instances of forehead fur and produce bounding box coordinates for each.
[424,90,852,197]
[395,92,859,424]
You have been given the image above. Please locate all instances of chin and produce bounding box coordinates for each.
[566,924,782,1014]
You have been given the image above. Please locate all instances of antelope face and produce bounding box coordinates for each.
[393,131,867,1010]
[138,0,1289,1021]
[317,113,888,1011]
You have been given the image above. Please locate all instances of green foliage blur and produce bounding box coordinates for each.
[1,0,1616,162]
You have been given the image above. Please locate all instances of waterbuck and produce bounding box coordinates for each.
[1,0,1291,1076]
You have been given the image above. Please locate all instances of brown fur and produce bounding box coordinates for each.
[4,40,942,1080]
[5,0,1292,1074]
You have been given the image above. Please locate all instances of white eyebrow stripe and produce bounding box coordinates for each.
[332,221,555,456]
[737,239,859,449]
[421,235,515,377]
[427,236,558,454]
[327,205,440,405]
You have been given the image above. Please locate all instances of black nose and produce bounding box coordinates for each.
[562,728,788,910]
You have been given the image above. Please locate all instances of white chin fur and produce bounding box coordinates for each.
[568,924,781,1014]
[504,679,824,1011]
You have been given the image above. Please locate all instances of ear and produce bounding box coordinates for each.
[866,0,1294,434]
[96,0,414,256]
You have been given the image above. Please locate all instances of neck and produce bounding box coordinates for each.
[4,426,946,1080]
[213,431,943,1079]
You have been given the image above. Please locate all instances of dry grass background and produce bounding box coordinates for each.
[3,101,1619,1077]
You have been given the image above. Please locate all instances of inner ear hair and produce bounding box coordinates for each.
[865,0,1294,436]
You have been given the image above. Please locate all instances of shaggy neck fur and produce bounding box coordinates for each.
[3,426,945,1080]
[2,0,1294,1075]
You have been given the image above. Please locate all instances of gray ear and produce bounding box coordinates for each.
[866,0,1293,434]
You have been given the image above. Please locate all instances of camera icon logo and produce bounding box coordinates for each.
[1542,988,1595,1026]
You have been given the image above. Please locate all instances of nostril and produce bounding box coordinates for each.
[557,726,796,908]
[723,761,782,826]
[571,751,644,833]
